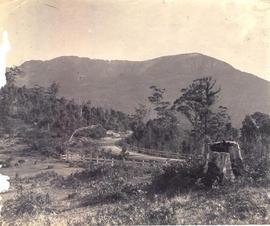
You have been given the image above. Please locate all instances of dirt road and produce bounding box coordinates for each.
[98,133,184,162]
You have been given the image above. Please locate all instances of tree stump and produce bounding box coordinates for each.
[203,141,244,186]
[204,151,235,184]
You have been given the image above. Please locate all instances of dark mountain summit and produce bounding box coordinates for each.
[16,53,270,127]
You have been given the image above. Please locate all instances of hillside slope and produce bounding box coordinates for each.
[16,53,270,127]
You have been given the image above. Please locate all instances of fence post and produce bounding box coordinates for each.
[111,158,114,167]
[97,155,99,164]
[132,159,135,167]
[142,160,144,166]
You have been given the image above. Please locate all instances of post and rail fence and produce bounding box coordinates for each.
[59,153,169,167]
[60,142,196,167]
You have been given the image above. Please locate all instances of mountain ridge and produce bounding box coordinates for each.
[16,53,270,127]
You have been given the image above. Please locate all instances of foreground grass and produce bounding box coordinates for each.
[1,160,270,225]
[89,186,270,225]
[1,185,270,225]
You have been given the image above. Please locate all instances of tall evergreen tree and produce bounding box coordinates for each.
[172,77,231,146]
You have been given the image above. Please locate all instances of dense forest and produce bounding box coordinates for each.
[1,67,270,160]
[0,67,132,156]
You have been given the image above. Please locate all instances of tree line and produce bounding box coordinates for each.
[1,67,270,158]
[127,77,238,153]
[0,68,131,138]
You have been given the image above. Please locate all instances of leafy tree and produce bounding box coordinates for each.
[47,82,59,98]
[241,115,261,145]
[240,112,270,180]
[82,101,92,125]
[128,86,181,151]
[172,77,231,147]
[0,67,23,134]
[252,112,270,140]
[208,106,235,141]
[241,112,270,157]
[5,67,22,87]
[148,86,177,126]
[132,104,148,122]
[148,86,170,118]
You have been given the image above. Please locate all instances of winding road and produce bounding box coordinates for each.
[98,131,184,163]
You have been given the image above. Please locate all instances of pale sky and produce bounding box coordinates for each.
[0,30,10,88]
[0,0,270,80]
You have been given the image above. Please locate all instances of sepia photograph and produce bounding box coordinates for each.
[0,0,270,224]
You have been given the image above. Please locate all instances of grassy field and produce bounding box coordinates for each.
[0,135,270,225]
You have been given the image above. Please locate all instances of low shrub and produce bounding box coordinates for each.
[23,128,66,158]
[21,171,60,184]
[242,154,270,186]
[56,163,152,190]
[74,125,106,139]
[148,157,205,196]
[80,184,127,207]
[2,192,52,220]
[79,176,150,208]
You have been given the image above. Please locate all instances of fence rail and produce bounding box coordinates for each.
[60,153,173,167]
[125,144,188,159]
